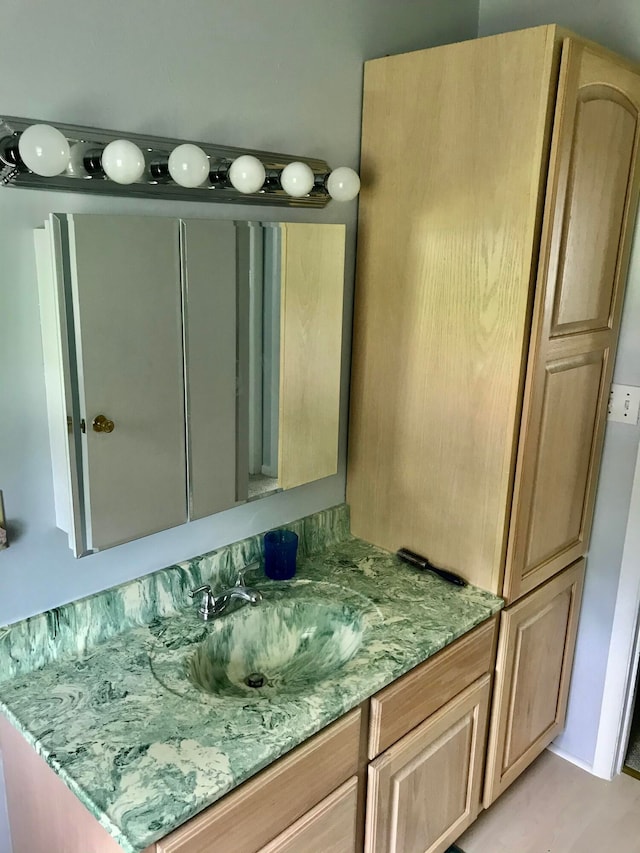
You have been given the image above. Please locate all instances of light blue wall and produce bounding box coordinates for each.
[479,0,640,767]
[0,0,479,628]
[0,5,480,849]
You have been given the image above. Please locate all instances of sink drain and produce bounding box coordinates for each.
[245,672,266,688]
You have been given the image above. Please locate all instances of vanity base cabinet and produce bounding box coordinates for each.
[483,559,585,806]
[0,620,500,853]
[366,675,491,853]
[0,714,154,853]
[259,777,358,853]
[157,709,361,853]
[368,618,497,759]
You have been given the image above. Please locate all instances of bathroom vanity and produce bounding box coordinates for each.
[0,507,502,853]
[3,20,639,853]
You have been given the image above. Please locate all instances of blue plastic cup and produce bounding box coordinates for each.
[264,529,298,580]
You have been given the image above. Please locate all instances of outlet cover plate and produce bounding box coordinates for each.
[608,384,640,425]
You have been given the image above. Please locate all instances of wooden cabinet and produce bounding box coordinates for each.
[259,778,358,853]
[483,560,584,807]
[157,709,361,853]
[346,25,640,803]
[347,27,640,601]
[0,708,361,853]
[503,41,640,602]
[368,618,496,759]
[364,621,497,853]
[366,675,491,853]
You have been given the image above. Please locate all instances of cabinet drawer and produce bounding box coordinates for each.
[369,617,497,758]
[259,777,358,853]
[157,709,361,853]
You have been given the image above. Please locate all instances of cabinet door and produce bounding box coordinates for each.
[504,41,640,602]
[366,675,490,853]
[181,220,238,520]
[68,215,187,550]
[484,559,585,806]
[259,777,358,853]
[278,223,345,490]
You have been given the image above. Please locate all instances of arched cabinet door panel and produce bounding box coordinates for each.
[504,39,640,603]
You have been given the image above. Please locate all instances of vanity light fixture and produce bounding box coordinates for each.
[0,116,360,207]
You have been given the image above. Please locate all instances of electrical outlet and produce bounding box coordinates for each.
[0,490,6,550]
[608,384,640,424]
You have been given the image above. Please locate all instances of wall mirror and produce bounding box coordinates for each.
[242,222,345,501]
[35,215,345,556]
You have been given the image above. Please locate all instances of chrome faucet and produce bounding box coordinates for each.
[189,564,263,621]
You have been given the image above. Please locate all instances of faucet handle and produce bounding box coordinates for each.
[189,584,212,599]
[189,584,216,619]
[234,561,261,587]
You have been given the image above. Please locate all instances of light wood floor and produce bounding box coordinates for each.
[456,750,640,853]
[624,690,640,775]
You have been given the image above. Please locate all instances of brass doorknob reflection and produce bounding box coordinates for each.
[92,414,115,433]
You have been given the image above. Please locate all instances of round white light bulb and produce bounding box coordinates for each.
[18,124,70,176]
[327,166,361,202]
[228,155,265,194]
[280,161,315,198]
[168,143,209,188]
[101,139,146,184]
[67,142,93,177]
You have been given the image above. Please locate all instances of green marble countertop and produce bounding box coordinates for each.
[0,535,502,853]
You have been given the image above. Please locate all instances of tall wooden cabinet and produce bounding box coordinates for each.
[348,25,640,805]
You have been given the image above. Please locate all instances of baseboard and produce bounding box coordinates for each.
[546,743,596,775]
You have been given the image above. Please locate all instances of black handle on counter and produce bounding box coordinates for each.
[396,547,468,586]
